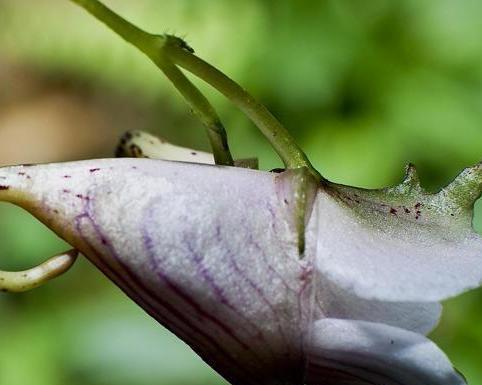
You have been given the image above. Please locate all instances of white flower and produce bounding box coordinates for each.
[0,151,480,385]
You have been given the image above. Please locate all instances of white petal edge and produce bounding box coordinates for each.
[305,318,466,385]
[314,279,442,335]
[315,190,482,302]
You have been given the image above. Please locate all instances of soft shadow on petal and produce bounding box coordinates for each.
[314,279,441,335]
[305,319,466,385]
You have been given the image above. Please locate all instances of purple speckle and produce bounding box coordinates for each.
[17,172,32,180]
[75,194,89,201]
[390,208,397,215]
[63,175,72,179]
[89,168,100,173]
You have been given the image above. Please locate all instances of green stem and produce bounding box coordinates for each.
[69,0,321,179]
[165,42,319,176]
[69,0,323,253]
[158,60,233,166]
[70,0,154,54]
[70,0,233,166]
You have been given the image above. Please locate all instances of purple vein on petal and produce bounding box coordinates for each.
[137,195,264,351]
[266,198,316,369]
[73,212,195,339]
[73,217,242,381]
[75,195,226,359]
[76,207,256,384]
[183,234,268,339]
[141,226,253,350]
[140,227,261,383]
[216,224,293,362]
[262,202,299,294]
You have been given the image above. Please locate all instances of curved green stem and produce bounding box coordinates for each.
[164,41,319,176]
[69,0,322,180]
[69,0,324,254]
[157,60,233,166]
[70,0,154,54]
[70,0,233,166]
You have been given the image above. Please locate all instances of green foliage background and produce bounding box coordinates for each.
[0,1,481,384]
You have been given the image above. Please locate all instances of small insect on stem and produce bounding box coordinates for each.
[0,249,78,293]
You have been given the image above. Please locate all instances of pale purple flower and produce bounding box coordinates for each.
[0,148,480,385]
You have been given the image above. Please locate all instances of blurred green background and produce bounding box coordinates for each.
[0,0,481,384]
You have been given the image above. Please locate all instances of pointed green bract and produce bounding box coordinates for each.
[327,161,482,234]
[436,161,482,217]
[315,161,482,303]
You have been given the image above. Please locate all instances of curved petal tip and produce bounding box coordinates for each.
[305,319,466,385]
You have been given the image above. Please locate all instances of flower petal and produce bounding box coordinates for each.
[314,279,441,335]
[315,162,482,302]
[0,159,313,385]
[305,318,466,385]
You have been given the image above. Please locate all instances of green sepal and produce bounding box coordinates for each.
[327,161,482,234]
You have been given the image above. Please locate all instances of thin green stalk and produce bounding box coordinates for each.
[158,60,233,166]
[69,0,323,253]
[69,0,322,180]
[70,0,233,166]
[165,41,320,177]
[70,0,154,54]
